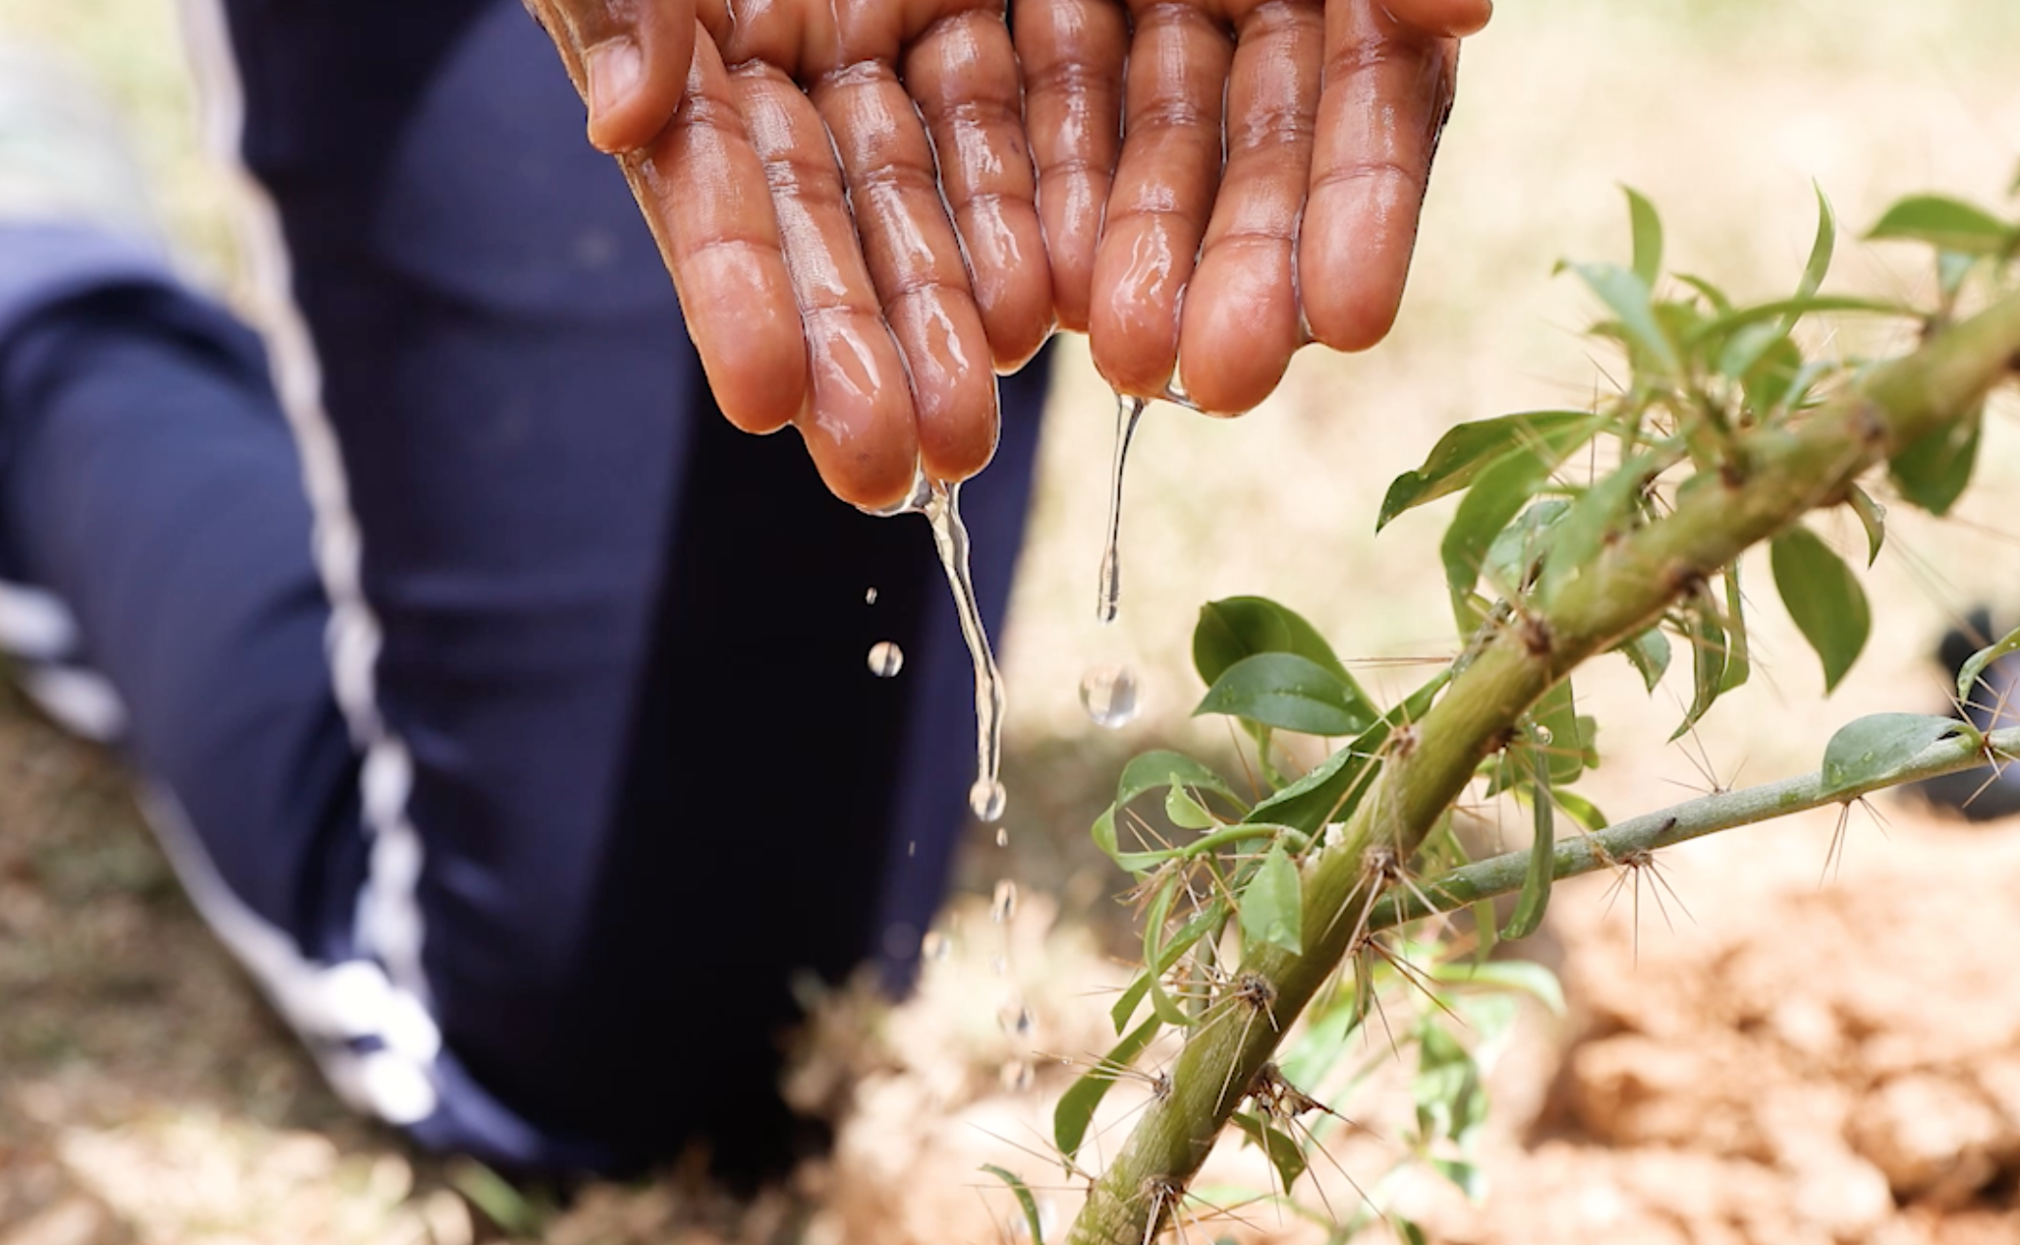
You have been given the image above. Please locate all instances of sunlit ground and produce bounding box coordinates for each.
[2,1,2019,1241]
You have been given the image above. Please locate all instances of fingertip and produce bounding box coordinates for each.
[1177,269,1298,414]
[584,23,693,152]
[1383,0,1492,39]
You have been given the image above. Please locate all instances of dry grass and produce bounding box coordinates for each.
[2,1,2020,1241]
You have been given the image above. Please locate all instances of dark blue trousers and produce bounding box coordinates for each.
[0,0,1046,1175]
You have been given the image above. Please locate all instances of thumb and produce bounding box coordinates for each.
[525,0,697,153]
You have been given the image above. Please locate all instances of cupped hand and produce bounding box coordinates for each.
[527,0,1054,509]
[1019,0,1489,413]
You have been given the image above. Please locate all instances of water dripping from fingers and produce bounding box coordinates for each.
[1096,394,1149,625]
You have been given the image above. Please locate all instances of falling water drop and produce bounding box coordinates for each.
[866,640,904,678]
[1096,395,1149,625]
[1000,1058,1035,1092]
[864,586,879,605]
[994,826,1009,848]
[1079,664,1141,729]
[999,1002,1035,1039]
[991,879,1019,924]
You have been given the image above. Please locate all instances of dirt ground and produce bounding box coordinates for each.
[4,1,2020,1243]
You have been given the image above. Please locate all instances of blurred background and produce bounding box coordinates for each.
[2,1,2019,1241]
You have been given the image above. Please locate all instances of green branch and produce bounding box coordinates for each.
[1366,724,2020,930]
[1065,290,2020,1245]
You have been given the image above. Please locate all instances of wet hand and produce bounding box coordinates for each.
[528,0,1053,509]
[1018,0,1489,413]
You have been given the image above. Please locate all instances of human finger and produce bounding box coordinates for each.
[731,64,920,509]
[1015,0,1128,332]
[1088,3,1234,397]
[1176,0,1322,414]
[811,61,999,482]
[624,30,806,435]
[903,9,1055,370]
[525,0,697,153]
[1299,0,1457,352]
[1384,0,1491,38]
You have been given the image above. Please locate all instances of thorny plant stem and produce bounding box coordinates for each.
[1065,289,2020,1245]
[1365,724,2020,930]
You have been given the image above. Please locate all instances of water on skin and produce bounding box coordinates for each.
[1097,394,1149,624]
[1079,663,1140,729]
[866,639,904,678]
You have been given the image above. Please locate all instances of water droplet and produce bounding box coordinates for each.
[864,586,879,605]
[970,777,1007,823]
[1096,395,1149,624]
[998,1002,1035,1039]
[907,839,917,857]
[994,826,1009,848]
[1161,378,1203,413]
[1079,664,1140,729]
[1000,1058,1034,1092]
[991,879,1019,924]
[920,930,951,961]
[866,640,904,678]
[1533,724,1554,745]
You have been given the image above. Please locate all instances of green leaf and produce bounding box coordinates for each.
[1719,565,1752,695]
[1110,906,1221,1031]
[1247,673,1447,834]
[1688,295,1907,346]
[1141,880,1195,1027]
[1430,958,1568,1015]
[1396,1220,1431,1245]
[1565,261,1681,376]
[1890,407,1982,516]
[1441,444,1577,632]
[1821,713,1962,793]
[447,1161,548,1236]
[1378,411,1598,530]
[1786,185,1837,334]
[1624,185,1663,288]
[1165,780,1218,830]
[1530,678,1586,786]
[1093,751,1242,874]
[980,1165,1047,1245]
[1499,746,1555,940]
[1551,787,1609,835]
[1054,1016,1161,1160]
[1617,627,1671,692]
[1675,273,1734,315]
[1846,485,1886,566]
[1193,596,1352,687]
[1537,452,1653,608]
[1483,499,1571,593]
[1867,194,2017,256]
[1770,525,1871,693]
[1242,841,1304,955]
[1431,1157,1488,1202]
[1673,588,1729,740]
[1958,624,2020,708]
[1229,1112,1308,1192]
[1196,653,1376,737]
[1938,249,1978,301]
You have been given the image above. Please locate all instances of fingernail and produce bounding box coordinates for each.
[586,38,643,124]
